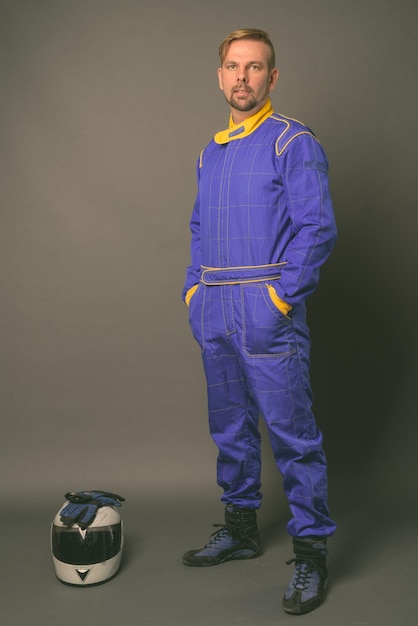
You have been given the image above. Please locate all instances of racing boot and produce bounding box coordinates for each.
[282,536,329,615]
[182,504,262,566]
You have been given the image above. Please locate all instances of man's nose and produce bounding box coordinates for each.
[237,71,248,82]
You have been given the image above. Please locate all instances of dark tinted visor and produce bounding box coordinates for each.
[52,523,122,564]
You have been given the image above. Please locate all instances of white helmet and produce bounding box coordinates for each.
[51,501,124,586]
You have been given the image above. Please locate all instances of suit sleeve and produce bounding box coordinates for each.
[182,159,202,302]
[275,133,337,306]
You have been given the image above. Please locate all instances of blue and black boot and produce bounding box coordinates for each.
[182,504,262,566]
[282,536,329,615]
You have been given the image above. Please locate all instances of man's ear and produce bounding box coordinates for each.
[217,67,224,92]
[269,68,279,91]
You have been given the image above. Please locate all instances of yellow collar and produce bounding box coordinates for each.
[214,99,273,144]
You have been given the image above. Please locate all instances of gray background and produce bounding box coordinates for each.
[1,1,417,624]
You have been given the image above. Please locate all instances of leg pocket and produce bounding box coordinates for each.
[266,283,292,317]
[241,284,295,357]
[188,284,205,349]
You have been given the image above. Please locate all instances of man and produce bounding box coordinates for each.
[182,29,337,615]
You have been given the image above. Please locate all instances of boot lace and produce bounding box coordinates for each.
[203,524,231,548]
[286,558,318,591]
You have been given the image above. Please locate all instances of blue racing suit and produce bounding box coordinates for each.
[183,99,337,538]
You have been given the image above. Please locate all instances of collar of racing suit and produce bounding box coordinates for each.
[214,98,273,144]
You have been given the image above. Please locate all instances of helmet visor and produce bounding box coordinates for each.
[52,523,122,565]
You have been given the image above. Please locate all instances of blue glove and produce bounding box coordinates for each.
[60,490,125,530]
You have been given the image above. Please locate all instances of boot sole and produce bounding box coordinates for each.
[183,547,262,567]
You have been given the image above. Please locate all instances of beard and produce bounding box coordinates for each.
[225,84,268,113]
[227,91,257,112]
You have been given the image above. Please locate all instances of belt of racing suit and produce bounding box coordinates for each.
[200,263,286,285]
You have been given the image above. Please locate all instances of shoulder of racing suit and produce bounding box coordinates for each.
[268,113,320,156]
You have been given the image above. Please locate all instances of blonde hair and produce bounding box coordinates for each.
[219,29,276,70]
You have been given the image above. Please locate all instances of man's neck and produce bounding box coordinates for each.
[214,99,273,145]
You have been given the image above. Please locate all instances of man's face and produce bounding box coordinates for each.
[218,39,279,122]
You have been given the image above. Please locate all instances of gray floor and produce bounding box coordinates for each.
[2,491,416,626]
